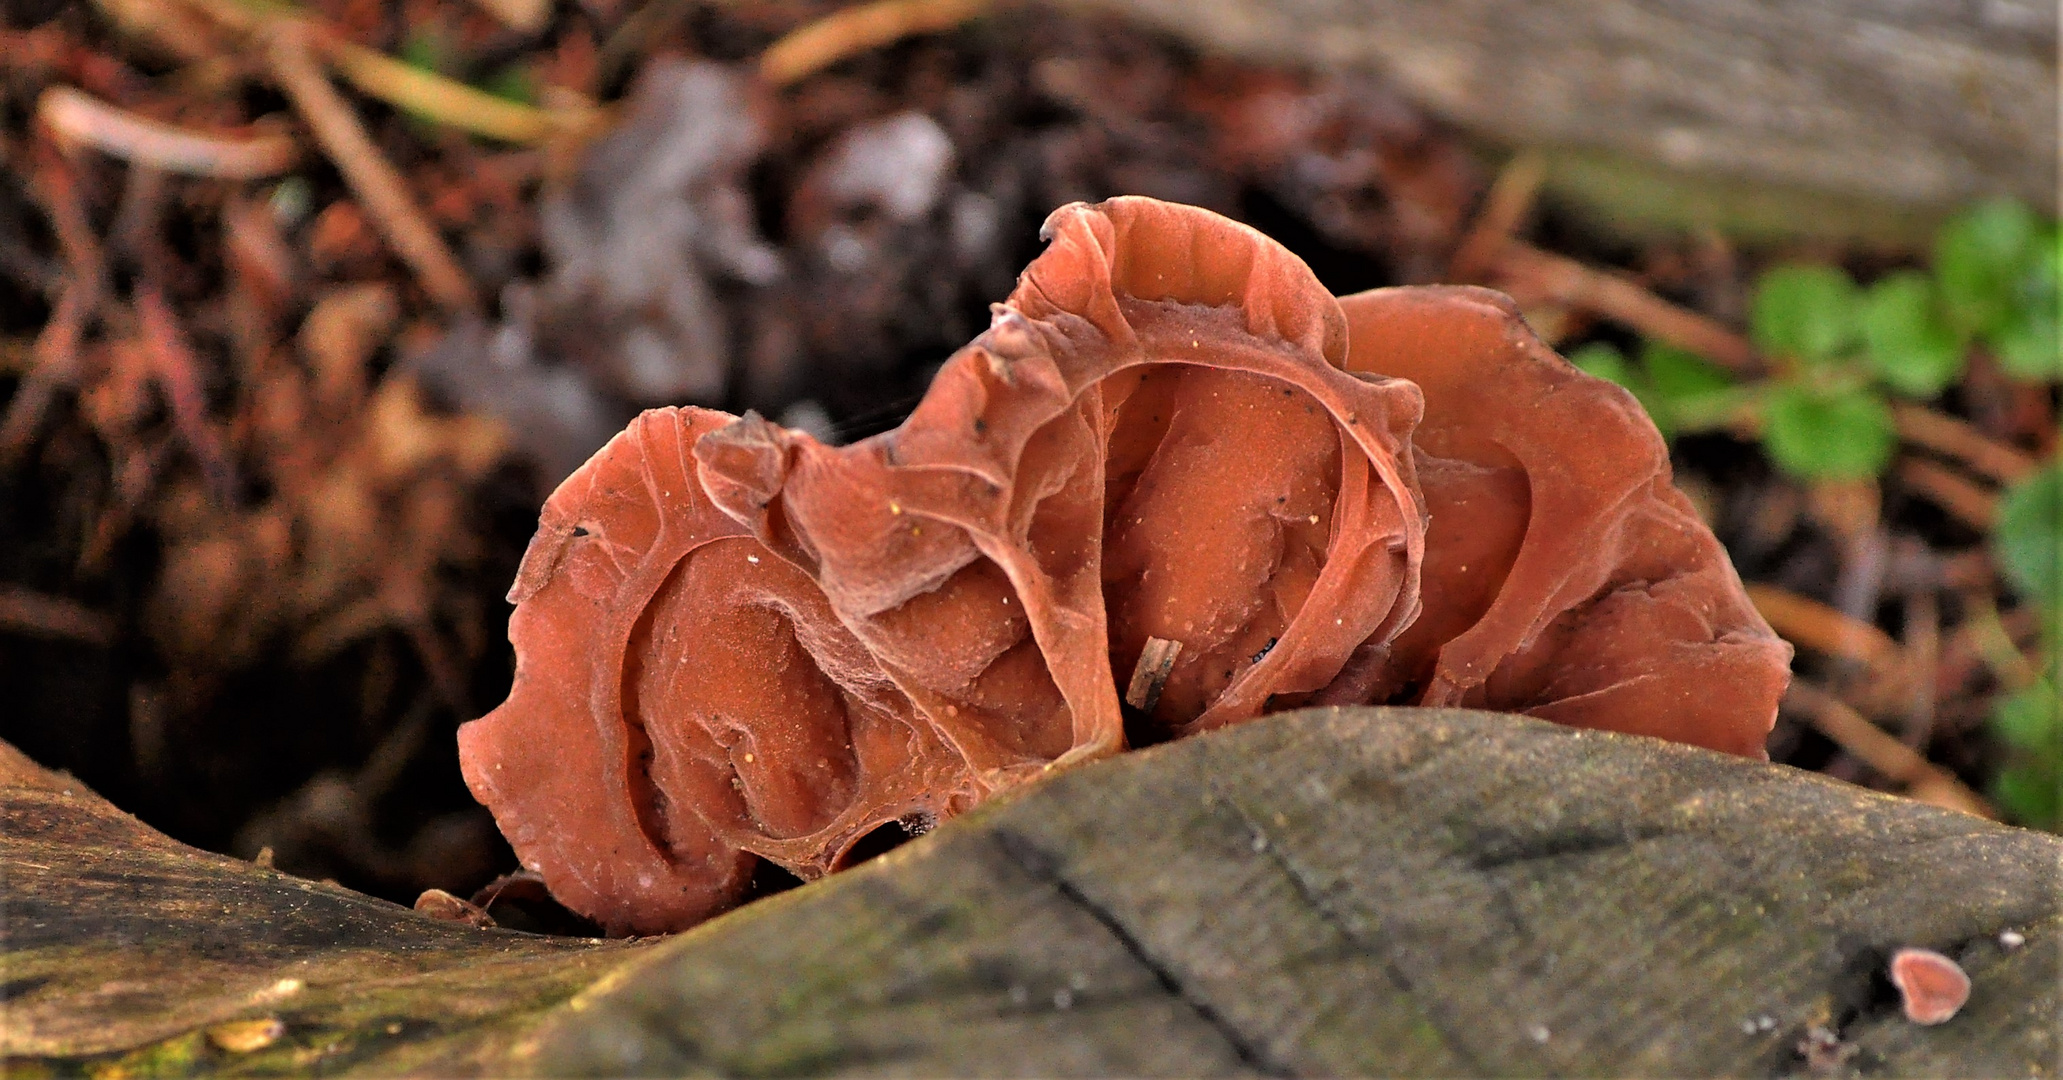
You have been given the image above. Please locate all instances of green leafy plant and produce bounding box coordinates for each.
[1575,199,2060,482]
[1990,461,2062,828]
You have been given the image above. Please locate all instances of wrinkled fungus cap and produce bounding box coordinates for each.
[459,197,1790,935]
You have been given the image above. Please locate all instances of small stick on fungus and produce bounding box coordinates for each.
[1125,637,1183,714]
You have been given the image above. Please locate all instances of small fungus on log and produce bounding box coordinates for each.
[459,197,1791,935]
[1888,946,1971,1025]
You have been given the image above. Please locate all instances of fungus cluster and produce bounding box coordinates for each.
[458,197,1792,935]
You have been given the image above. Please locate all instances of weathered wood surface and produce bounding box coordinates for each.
[514,707,2060,1077]
[1054,0,2059,238]
[4,708,2057,1077]
[0,740,648,1075]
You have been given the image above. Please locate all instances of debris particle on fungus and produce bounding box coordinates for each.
[458,197,1790,935]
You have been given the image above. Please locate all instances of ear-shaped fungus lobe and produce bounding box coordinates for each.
[1012,198,1428,739]
[1335,286,1791,757]
[457,408,968,936]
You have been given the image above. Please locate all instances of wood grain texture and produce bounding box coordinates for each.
[518,707,2058,1077]
[1053,0,2059,233]
[4,708,2055,1076]
[0,739,645,1075]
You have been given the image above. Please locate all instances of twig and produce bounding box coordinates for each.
[1784,681,1994,820]
[1901,587,1939,748]
[37,86,297,179]
[0,287,91,461]
[321,38,569,145]
[1492,241,1761,373]
[136,286,239,503]
[1891,402,2037,485]
[265,23,479,313]
[1745,582,1905,674]
[0,147,105,462]
[1895,458,1998,531]
[1447,151,1544,282]
[0,587,116,645]
[761,0,991,87]
[1124,637,1181,713]
[465,0,549,33]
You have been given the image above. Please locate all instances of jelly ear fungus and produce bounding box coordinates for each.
[459,197,1790,936]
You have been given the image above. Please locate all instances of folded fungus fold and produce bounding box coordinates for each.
[458,197,1791,935]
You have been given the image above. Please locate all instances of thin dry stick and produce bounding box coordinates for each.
[1124,637,1182,713]
[0,587,117,645]
[1891,402,2038,485]
[38,86,298,179]
[0,147,105,461]
[0,287,90,459]
[265,24,479,313]
[1901,587,1939,749]
[1493,242,1761,373]
[1746,582,1906,673]
[136,286,239,503]
[761,0,991,86]
[1447,151,1545,282]
[1895,458,1999,531]
[322,38,563,144]
[1785,681,1993,820]
[466,0,550,32]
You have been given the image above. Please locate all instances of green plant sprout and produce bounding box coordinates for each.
[1573,198,2059,481]
[1572,198,2062,828]
[1991,460,2061,828]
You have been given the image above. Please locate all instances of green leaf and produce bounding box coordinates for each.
[1993,681,2061,753]
[1751,265,1861,364]
[1993,311,2062,382]
[1994,460,2063,611]
[1988,226,2060,382]
[1860,271,1966,396]
[400,27,453,75]
[1570,342,1672,435]
[483,64,539,107]
[1569,342,1635,387]
[1935,199,2040,336]
[1642,342,1735,400]
[1760,383,1895,480]
[1993,764,2060,830]
[1638,342,1743,434]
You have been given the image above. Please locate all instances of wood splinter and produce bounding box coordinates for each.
[1125,637,1183,714]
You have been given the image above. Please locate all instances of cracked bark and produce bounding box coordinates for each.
[992,827,1299,1078]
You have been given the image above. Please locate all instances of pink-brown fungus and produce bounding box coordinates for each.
[459,197,1789,935]
[1334,286,1790,757]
